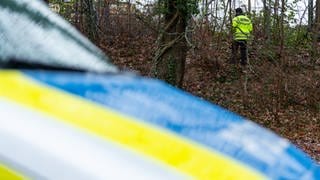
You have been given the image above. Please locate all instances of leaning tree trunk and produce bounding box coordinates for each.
[151,0,189,87]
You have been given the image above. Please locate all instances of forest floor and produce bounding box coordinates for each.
[100,34,320,163]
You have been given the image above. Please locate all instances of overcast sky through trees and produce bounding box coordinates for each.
[130,0,311,25]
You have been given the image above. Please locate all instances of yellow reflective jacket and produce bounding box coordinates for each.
[232,15,252,40]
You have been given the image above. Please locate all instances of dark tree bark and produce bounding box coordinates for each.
[314,0,320,39]
[308,0,314,29]
[263,0,271,41]
[151,0,189,88]
[83,0,99,43]
[311,0,320,64]
[279,0,285,59]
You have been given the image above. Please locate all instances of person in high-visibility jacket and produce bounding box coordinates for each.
[231,8,253,66]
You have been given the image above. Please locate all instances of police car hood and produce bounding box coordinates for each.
[0,0,319,179]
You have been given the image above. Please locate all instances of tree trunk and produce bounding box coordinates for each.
[83,0,99,43]
[263,0,271,41]
[274,0,280,41]
[311,0,320,64]
[151,0,189,87]
[127,0,132,35]
[308,0,314,29]
[279,0,285,59]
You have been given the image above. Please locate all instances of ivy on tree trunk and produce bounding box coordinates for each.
[152,0,198,88]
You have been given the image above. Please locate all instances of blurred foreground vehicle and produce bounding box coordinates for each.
[0,0,319,179]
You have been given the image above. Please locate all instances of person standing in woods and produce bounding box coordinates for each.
[231,8,253,66]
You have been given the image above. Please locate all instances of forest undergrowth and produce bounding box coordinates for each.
[100,31,320,163]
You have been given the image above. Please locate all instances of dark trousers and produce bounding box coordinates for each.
[231,40,247,66]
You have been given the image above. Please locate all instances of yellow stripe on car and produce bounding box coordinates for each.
[0,164,25,180]
[0,71,266,179]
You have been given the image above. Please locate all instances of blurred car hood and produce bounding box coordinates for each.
[0,0,117,73]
